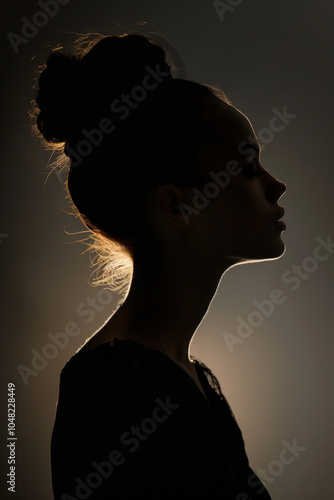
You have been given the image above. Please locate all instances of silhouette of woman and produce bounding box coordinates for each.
[34,32,286,499]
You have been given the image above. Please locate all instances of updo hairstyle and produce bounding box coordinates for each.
[33,32,231,291]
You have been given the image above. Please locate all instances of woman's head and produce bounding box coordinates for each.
[178,98,287,266]
[33,32,286,292]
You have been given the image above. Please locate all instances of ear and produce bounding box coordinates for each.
[150,183,192,229]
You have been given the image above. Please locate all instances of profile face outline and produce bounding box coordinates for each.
[179,97,287,268]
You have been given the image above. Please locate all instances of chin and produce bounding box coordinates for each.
[256,238,286,261]
[238,237,286,264]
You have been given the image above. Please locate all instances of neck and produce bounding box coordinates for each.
[122,255,234,366]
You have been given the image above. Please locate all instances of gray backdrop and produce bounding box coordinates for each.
[1,0,333,498]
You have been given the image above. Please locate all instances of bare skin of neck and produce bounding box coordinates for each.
[83,242,238,403]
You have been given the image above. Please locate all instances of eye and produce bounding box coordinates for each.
[243,161,263,177]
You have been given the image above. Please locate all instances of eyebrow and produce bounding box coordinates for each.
[233,141,261,159]
[211,136,261,159]
[240,141,260,153]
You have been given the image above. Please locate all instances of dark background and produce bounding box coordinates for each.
[1,0,333,498]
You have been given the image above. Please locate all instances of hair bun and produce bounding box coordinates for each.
[36,52,82,144]
[35,34,173,146]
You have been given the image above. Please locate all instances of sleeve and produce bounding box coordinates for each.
[194,359,272,499]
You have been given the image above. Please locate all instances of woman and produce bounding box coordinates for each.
[34,32,286,499]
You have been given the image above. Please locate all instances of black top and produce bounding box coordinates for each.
[51,338,271,499]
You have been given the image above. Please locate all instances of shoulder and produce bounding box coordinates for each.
[54,340,180,449]
[57,339,182,409]
[191,357,223,394]
[60,339,153,394]
[191,356,238,421]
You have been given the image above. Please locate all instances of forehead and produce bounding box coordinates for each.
[203,98,258,154]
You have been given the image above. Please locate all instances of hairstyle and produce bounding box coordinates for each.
[32,32,232,294]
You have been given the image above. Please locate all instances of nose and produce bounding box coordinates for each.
[265,169,287,202]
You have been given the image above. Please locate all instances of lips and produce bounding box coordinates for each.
[275,207,285,224]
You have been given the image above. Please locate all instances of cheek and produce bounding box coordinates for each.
[189,196,240,248]
[222,180,268,220]
[186,177,266,238]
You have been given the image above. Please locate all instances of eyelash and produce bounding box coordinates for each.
[243,162,263,177]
